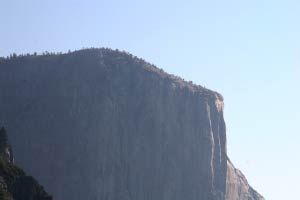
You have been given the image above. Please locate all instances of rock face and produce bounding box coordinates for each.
[0,49,264,200]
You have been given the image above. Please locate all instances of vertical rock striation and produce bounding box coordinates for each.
[0,49,264,200]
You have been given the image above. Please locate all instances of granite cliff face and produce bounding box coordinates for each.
[0,49,264,200]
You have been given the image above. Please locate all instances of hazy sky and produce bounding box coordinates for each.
[1,0,299,199]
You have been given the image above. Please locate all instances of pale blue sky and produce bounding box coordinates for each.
[1,0,299,199]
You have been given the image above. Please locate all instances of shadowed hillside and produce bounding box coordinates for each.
[0,128,53,200]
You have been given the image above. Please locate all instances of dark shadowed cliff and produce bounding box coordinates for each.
[0,128,53,200]
[0,49,264,200]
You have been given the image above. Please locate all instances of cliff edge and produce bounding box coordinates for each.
[0,48,264,200]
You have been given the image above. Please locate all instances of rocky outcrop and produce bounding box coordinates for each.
[0,48,264,200]
[226,160,264,200]
[0,128,53,200]
[0,127,14,164]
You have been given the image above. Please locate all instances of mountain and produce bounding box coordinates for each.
[0,127,53,200]
[0,48,264,200]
